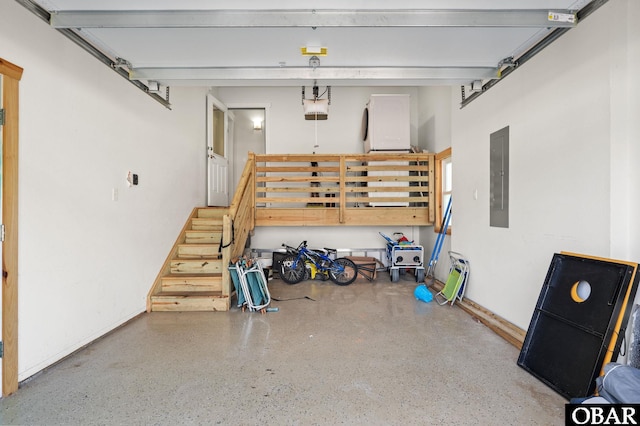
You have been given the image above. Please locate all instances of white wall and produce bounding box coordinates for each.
[610,0,640,263]
[1,2,209,379]
[217,86,422,252]
[609,0,640,364]
[449,0,640,330]
[417,86,453,282]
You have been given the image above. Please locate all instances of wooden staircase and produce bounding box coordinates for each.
[147,207,231,312]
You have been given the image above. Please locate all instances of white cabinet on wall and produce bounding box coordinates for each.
[362,94,411,153]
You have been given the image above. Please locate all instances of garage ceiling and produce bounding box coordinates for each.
[18,0,603,107]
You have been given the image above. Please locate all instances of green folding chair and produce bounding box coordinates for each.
[435,251,469,306]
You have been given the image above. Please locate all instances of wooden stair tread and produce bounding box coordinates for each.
[196,208,229,218]
[151,289,230,312]
[153,291,224,297]
[160,273,223,293]
[184,230,222,244]
[191,219,223,224]
[176,254,222,259]
[171,257,222,262]
[177,245,222,259]
[162,273,221,279]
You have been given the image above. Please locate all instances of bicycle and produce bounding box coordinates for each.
[280,241,358,286]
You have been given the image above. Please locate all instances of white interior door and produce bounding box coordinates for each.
[207,94,230,206]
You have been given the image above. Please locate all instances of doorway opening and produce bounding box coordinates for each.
[206,98,269,207]
[229,108,266,198]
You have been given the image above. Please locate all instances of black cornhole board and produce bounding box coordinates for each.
[517,253,639,400]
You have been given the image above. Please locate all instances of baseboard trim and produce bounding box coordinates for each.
[432,280,526,349]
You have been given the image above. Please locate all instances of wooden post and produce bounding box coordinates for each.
[339,156,346,223]
[249,152,256,226]
[427,153,436,223]
[221,214,232,298]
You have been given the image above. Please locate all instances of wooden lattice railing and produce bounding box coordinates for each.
[251,152,435,226]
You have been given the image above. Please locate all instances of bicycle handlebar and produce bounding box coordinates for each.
[282,240,309,253]
[283,241,338,255]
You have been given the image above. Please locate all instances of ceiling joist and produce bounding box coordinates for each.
[129,66,499,84]
[50,9,577,29]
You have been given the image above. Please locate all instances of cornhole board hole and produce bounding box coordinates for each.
[517,252,639,400]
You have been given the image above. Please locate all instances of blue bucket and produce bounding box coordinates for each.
[414,284,433,303]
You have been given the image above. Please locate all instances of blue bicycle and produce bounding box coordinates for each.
[280,241,358,286]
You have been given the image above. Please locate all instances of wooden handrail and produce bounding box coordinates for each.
[220,153,257,297]
[229,153,256,220]
[227,152,255,258]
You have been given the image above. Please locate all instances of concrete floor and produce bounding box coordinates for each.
[0,274,566,425]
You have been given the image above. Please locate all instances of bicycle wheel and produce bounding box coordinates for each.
[328,258,358,286]
[280,254,305,284]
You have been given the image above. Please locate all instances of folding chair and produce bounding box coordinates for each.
[229,259,271,312]
[435,251,469,306]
